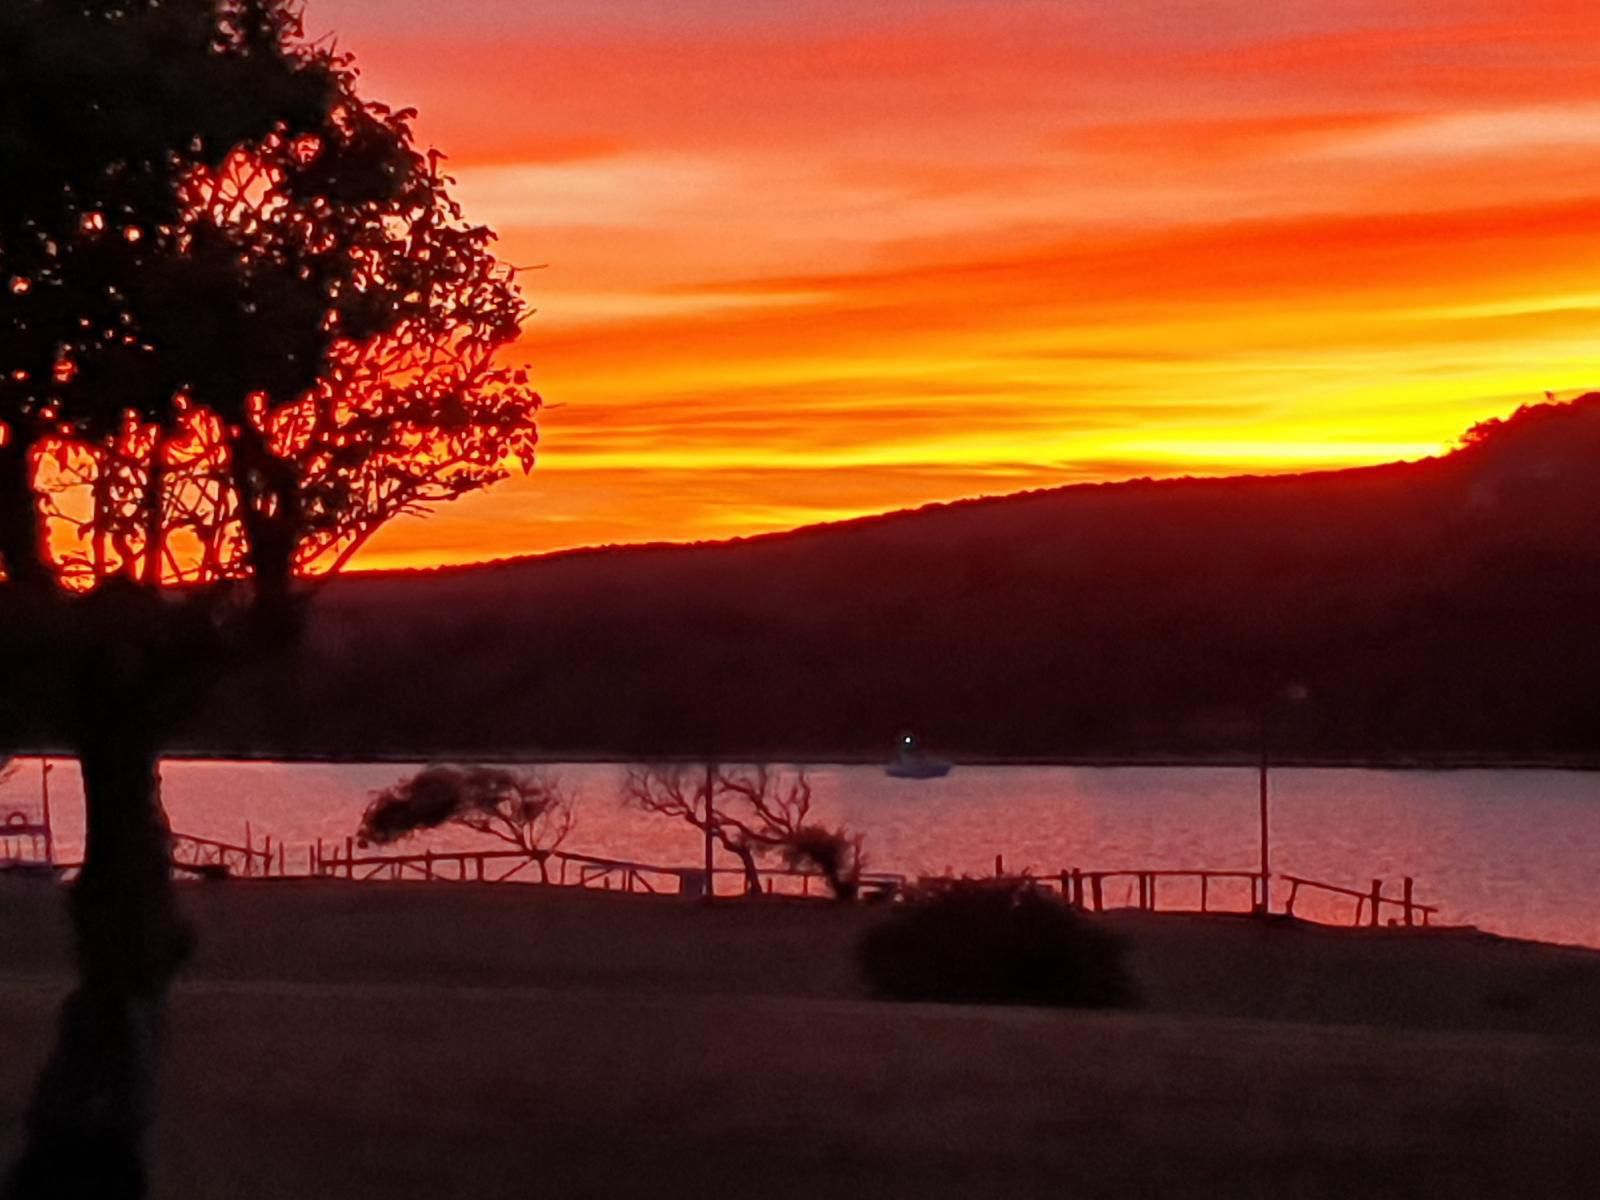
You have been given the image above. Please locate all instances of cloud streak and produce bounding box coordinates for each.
[304,0,1600,565]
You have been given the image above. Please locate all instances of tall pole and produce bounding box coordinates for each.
[40,757,54,867]
[1256,702,1272,916]
[1257,741,1270,915]
[703,761,716,903]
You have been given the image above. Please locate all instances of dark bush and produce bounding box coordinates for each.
[777,824,865,900]
[859,880,1137,1008]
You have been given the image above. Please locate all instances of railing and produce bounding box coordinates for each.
[924,860,1438,927]
[309,840,682,893]
[1281,873,1438,928]
[710,864,907,900]
[1050,867,1269,915]
[0,811,52,868]
[305,840,908,899]
[20,823,1436,925]
[172,831,278,879]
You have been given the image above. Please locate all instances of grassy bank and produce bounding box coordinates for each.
[2,880,1598,1197]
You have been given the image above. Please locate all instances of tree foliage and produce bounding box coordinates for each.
[358,764,576,879]
[0,6,541,1193]
[624,764,863,898]
[0,0,539,600]
[777,824,865,901]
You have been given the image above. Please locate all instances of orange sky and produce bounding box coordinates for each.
[308,0,1600,568]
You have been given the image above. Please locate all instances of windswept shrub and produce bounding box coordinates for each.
[778,825,865,900]
[359,765,575,881]
[859,880,1136,1008]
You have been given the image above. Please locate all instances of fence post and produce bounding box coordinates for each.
[1370,879,1382,928]
[346,836,355,880]
[1090,874,1103,912]
[1200,874,1209,913]
[995,853,1004,878]
[424,849,433,881]
[1403,877,1414,927]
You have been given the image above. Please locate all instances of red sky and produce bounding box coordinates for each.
[308,0,1600,568]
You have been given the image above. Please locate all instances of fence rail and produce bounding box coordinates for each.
[1281,873,1437,928]
[1044,867,1269,915]
[172,830,278,879]
[1,813,52,868]
[307,839,907,899]
[917,861,1438,928]
[12,821,1437,926]
[310,841,681,893]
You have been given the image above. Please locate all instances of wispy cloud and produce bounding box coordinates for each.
[302,0,1600,566]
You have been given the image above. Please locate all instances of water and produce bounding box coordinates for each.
[4,761,1597,947]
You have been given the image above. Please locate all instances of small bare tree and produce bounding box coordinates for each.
[623,764,862,898]
[358,765,575,883]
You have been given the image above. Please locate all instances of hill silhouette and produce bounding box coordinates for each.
[193,395,1600,762]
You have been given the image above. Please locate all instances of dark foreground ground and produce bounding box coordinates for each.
[2,880,1599,1198]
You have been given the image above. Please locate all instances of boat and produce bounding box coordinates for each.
[885,733,953,779]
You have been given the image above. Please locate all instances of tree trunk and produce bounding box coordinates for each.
[0,441,49,592]
[732,844,763,896]
[4,727,192,1200]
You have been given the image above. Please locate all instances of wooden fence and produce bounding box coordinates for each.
[1048,867,1269,915]
[310,841,682,893]
[924,858,1438,927]
[1044,866,1435,926]
[307,839,907,899]
[20,823,1437,926]
[172,830,279,879]
[0,817,52,869]
[1281,873,1438,928]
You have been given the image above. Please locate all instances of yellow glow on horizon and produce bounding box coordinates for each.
[1121,439,1450,468]
[304,0,1600,570]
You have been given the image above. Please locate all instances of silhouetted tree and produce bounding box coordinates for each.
[623,764,862,898]
[777,824,866,901]
[0,3,538,1194]
[358,765,575,882]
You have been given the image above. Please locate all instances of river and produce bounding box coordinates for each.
[4,760,1596,947]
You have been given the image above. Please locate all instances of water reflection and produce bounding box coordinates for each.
[6,761,1596,947]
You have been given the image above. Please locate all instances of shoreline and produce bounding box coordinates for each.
[10,748,1598,771]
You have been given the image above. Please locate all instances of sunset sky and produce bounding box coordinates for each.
[309,0,1600,569]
